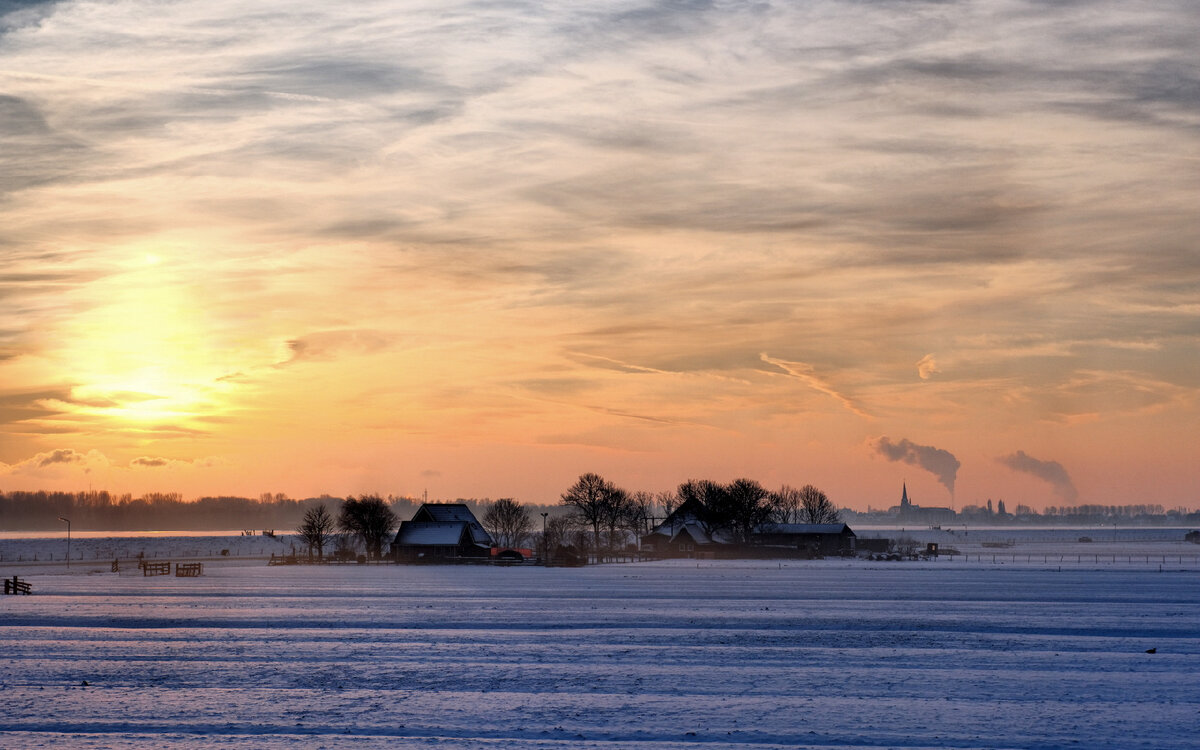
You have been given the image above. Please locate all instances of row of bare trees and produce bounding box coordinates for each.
[480,498,534,549]
[559,473,841,554]
[296,495,397,560]
[557,473,655,554]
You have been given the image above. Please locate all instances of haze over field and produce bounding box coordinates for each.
[1,0,1197,509]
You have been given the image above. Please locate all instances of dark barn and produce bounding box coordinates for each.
[752,523,857,557]
[392,503,493,562]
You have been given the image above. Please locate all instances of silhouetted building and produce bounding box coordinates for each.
[753,523,857,556]
[890,483,955,524]
[640,498,731,557]
[641,499,857,558]
[392,503,492,562]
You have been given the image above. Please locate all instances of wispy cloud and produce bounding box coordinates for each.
[279,329,396,366]
[0,0,1196,505]
[916,354,940,380]
[760,354,870,418]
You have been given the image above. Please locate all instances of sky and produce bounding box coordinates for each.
[1,0,1197,511]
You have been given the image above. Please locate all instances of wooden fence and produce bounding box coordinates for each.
[140,561,171,576]
[950,553,1200,565]
[175,562,203,577]
[4,576,31,595]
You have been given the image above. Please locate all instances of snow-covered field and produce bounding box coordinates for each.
[4,527,1199,569]
[2,559,1198,749]
[0,532,297,566]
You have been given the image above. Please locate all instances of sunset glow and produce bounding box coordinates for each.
[2,0,1197,509]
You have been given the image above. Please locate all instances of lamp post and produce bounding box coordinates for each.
[58,516,71,569]
[540,512,548,563]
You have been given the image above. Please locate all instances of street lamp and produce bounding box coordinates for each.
[540,512,549,563]
[58,516,71,569]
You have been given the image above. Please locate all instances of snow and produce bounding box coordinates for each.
[0,533,297,567]
[395,522,470,546]
[1,552,1198,749]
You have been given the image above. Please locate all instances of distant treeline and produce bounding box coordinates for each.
[3,489,1196,532]
[0,490,559,532]
[844,503,1200,527]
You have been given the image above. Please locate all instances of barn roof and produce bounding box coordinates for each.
[755,523,855,536]
[642,521,731,546]
[417,503,476,522]
[674,522,723,545]
[410,503,492,545]
[393,521,470,547]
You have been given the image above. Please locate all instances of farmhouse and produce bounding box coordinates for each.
[640,497,857,558]
[640,498,732,557]
[392,503,493,562]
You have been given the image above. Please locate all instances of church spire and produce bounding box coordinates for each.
[900,482,910,508]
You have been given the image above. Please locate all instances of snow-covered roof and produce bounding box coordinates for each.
[673,522,722,545]
[418,504,476,523]
[394,522,469,547]
[645,518,733,545]
[411,503,492,545]
[755,523,854,536]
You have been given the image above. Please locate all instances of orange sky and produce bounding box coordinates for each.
[1,0,1197,511]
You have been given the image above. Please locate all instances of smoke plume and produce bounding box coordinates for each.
[873,436,960,497]
[996,450,1078,502]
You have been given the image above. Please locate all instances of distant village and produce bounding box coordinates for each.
[839,483,1200,527]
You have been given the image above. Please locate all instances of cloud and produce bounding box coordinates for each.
[873,436,960,497]
[996,450,1078,503]
[130,456,170,468]
[0,448,111,476]
[36,447,87,467]
[761,354,870,418]
[916,354,940,380]
[0,387,72,425]
[0,0,1197,506]
[2,449,225,475]
[0,94,91,196]
[128,455,225,469]
[279,329,396,366]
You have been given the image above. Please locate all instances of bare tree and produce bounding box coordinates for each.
[338,495,398,560]
[719,478,778,544]
[797,484,841,524]
[561,473,624,553]
[296,503,334,559]
[599,486,633,554]
[542,513,584,563]
[481,498,533,549]
[624,491,656,536]
[655,489,678,519]
[675,479,728,539]
[772,485,802,524]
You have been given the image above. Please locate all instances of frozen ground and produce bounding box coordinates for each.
[0,532,297,566]
[1,560,1198,749]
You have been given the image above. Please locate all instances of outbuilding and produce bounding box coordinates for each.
[752,523,857,556]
